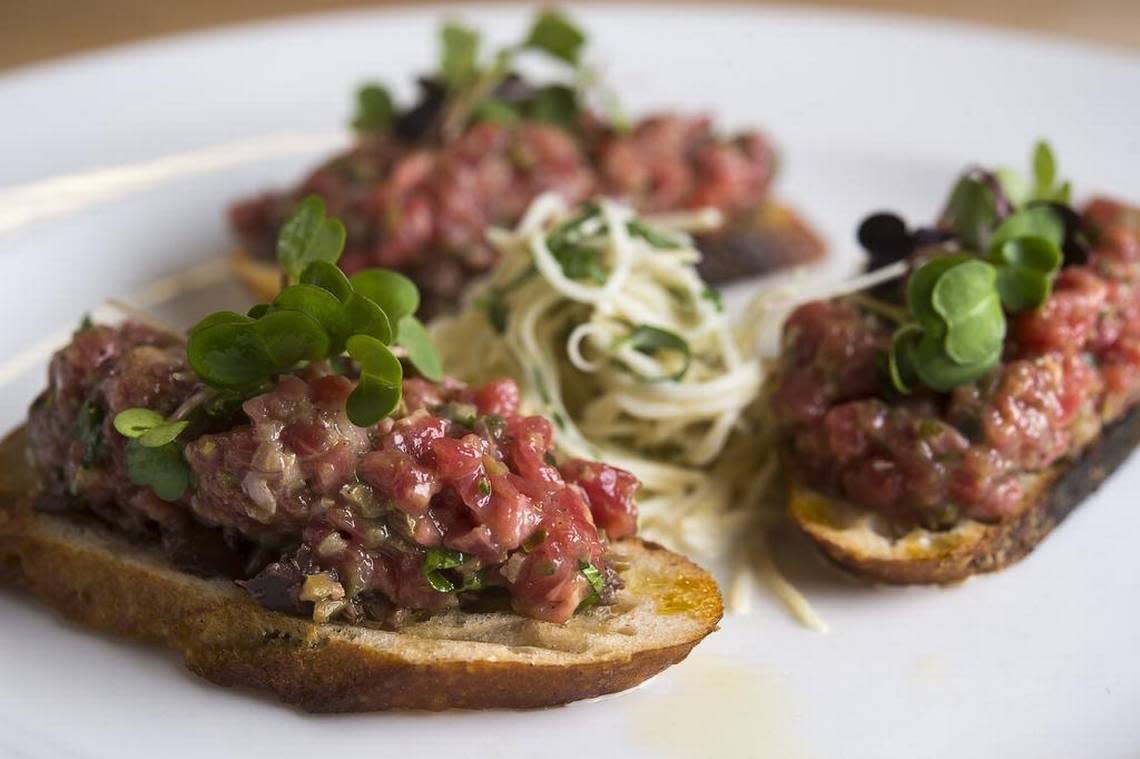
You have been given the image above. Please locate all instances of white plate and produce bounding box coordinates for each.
[1,5,1138,758]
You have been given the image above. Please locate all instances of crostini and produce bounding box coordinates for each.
[0,198,721,711]
[772,144,1140,583]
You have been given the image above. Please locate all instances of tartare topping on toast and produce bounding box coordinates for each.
[27,324,638,625]
[776,158,1140,529]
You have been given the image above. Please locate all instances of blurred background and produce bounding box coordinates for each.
[2,0,1138,71]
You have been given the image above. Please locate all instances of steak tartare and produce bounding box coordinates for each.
[230,11,823,317]
[775,187,1140,529]
[27,322,638,625]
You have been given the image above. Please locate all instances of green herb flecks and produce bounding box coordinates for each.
[75,399,105,468]
[627,219,682,250]
[423,547,482,593]
[576,559,605,610]
[617,325,692,382]
[701,286,724,312]
[522,528,547,553]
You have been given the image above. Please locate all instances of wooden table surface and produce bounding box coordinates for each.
[2,0,1138,72]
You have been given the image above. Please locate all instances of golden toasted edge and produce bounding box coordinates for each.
[230,247,281,302]
[0,427,721,712]
[787,402,1140,585]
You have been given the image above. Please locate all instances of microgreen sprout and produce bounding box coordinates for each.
[112,196,446,501]
[349,10,606,140]
[874,142,1074,395]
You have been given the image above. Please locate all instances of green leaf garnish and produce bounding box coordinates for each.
[345,335,403,426]
[176,205,441,438]
[470,97,521,126]
[75,400,105,468]
[929,259,1005,366]
[524,10,586,64]
[343,291,395,345]
[944,177,997,251]
[627,219,682,250]
[989,205,1065,251]
[1030,141,1071,203]
[527,85,579,130]
[300,260,354,301]
[1032,141,1056,199]
[996,140,1071,208]
[992,236,1063,312]
[886,324,922,394]
[189,311,254,336]
[910,329,1002,392]
[440,22,481,89]
[113,408,189,448]
[553,243,608,284]
[577,559,605,610]
[125,439,190,502]
[113,408,165,439]
[888,256,1007,394]
[397,315,444,381]
[352,83,396,133]
[701,286,724,312]
[276,195,347,282]
[188,309,330,389]
[423,547,468,593]
[350,269,420,324]
[880,142,1070,394]
[522,529,547,553]
[618,325,692,382]
[274,283,354,353]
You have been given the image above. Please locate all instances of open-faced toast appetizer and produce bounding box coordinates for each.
[772,144,1140,583]
[0,200,721,711]
[229,10,823,317]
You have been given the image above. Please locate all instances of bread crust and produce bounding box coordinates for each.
[230,245,281,303]
[0,428,722,711]
[788,403,1140,584]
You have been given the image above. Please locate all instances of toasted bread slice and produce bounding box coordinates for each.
[0,428,721,712]
[695,201,825,284]
[788,404,1140,584]
[230,201,825,304]
[231,245,282,303]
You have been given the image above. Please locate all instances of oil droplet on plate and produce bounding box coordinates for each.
[631,654,809,759]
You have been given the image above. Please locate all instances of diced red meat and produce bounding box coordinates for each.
[29,331,634,625]
[774,197,1140,526]
[560,459,639,540]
